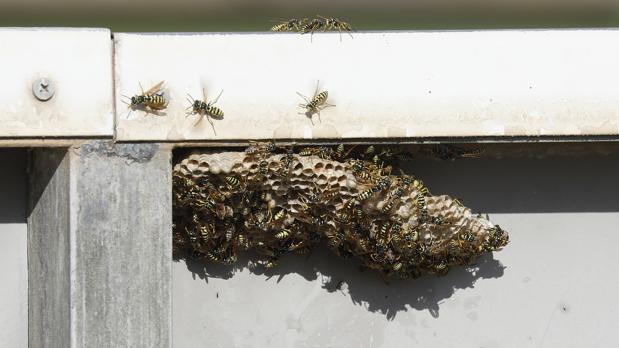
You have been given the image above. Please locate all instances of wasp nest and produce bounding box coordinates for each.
[173,144,509,278]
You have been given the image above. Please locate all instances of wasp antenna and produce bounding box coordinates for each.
[296,92,311,104]
[313,80,320,98]
[212,89,223,104]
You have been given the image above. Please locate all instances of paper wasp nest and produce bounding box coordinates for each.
[173,144,509,278]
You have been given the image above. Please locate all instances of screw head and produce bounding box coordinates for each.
[32,78,55,101]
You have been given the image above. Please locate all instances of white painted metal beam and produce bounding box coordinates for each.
[114,29,619,141]
[0,28,113,138]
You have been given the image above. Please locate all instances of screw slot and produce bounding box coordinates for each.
[32,78,55,101]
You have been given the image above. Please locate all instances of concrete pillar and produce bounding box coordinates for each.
[28,141,172,348]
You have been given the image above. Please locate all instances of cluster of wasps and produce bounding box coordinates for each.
[270,16,353,40]
[173,143,509,279]
[122,79,335,129]
[122,81,225,133]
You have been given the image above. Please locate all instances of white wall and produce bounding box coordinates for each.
[173,152,619,348]
[0,150,27,348]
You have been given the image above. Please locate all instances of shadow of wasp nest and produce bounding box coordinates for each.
[173,143,509,279]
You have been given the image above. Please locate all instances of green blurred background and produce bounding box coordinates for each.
[1,0,618,31]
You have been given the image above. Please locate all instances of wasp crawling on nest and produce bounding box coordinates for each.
[173,143,508,278]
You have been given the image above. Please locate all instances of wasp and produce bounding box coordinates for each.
[225,176,240,189]
[336,144,345,158]
[270,18,307,32]
[390,222,402,235]
[373,177,392,192]
[275,229,291,239]
[258,160,268,175]
[404,227,419,243]
[184,226,199,246]
[186,88,224,134]
[122,81,168,118]
[320,16,353,40]
[432,216,445,225]
[273,208,286,222]
[280,147,295,177]
[412,179,429,196]
[378,223,389,236]
[381,198,398,213]
[297,80,335,124]
[415,195,426,208]
[318,146,335,160]
[199,223,213,242]
[299,147,317,156]
[381,187,405,213]
[358,188,375,201]
[256,258,278,269]
[392,262,403,272]
[350,160,371,180]
[430,145,483,161]
[237,234,251,250]
[300,17,327,41]
[460,232,476,243]
[245,141,277,155]
[195,197,216,212]
[224,226,235,241]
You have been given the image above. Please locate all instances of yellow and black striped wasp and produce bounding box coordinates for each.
[122,81,168,118]
[301,16,353,41]
[186,88,224,135]
[297,80,335,124]
[270,18,307,32]
[319,16,353,41]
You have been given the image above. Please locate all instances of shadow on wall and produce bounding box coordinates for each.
[176,246,505,320]
[0,149,27,223]
[408,154,619,214]
[174,149,619,320]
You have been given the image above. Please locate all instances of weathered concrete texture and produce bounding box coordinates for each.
[28,142,172,348]
[28,149,71,348]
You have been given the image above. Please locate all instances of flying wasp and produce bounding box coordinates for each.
[297,80,335,124]
[186,88,224,135]
[122,81,168,118]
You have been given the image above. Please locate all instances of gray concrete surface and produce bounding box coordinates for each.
[28,149,71,348]
[173,152,619,348]
[0,149,27,348]
[28,142,173,348]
